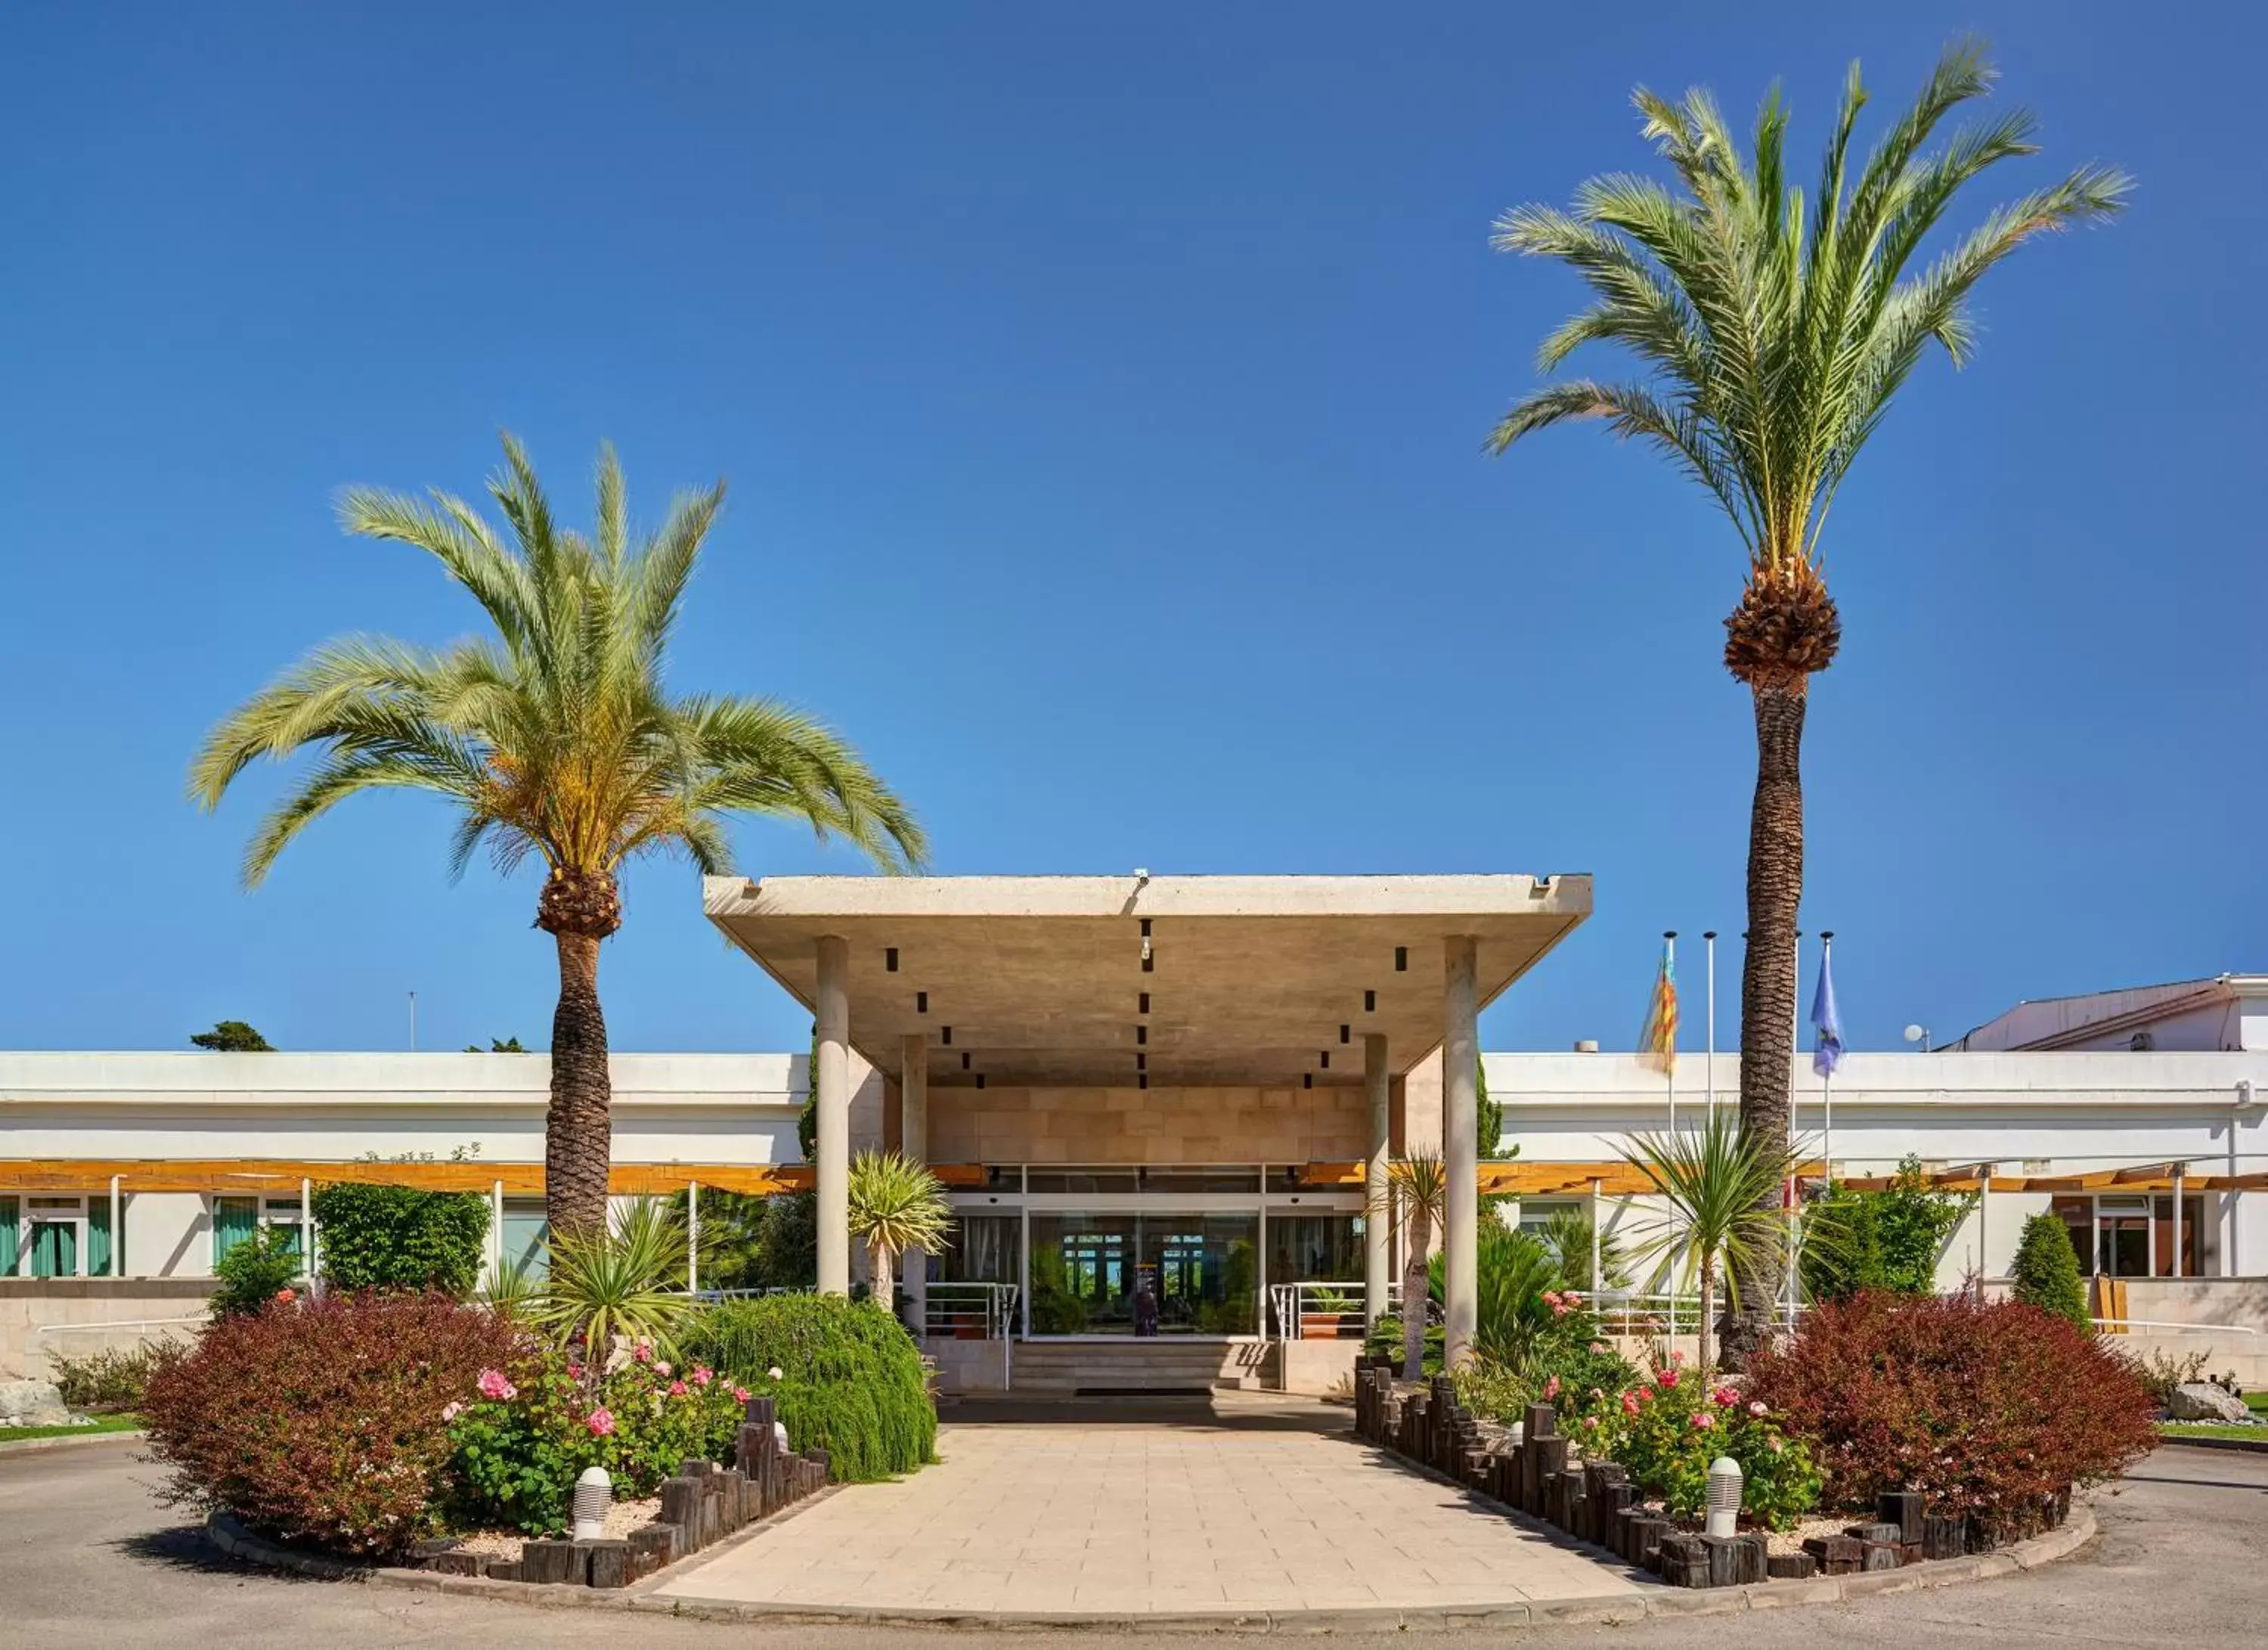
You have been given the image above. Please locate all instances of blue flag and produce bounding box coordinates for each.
[1811,948,1844,1077]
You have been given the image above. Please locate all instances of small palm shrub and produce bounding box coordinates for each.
[2011,1211,2090,1329]
[847,1149,953,1311]
[1746,1291,2156,1534]
[680,1294,935,1482]
[533,1198,696,1354]
[310,1181,490,1297]
[141,1292,519,1557]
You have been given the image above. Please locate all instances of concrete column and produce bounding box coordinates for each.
[901,1033,929,1333]
[1442,935,1479,1370]
[815,935,851,1297]
[1363,1033,1391,1331]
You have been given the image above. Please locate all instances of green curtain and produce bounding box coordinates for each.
[213,1196,259,1266]
[30,1220,76,1279]
[88,1199,115,1276]
[0,1197,17,1276]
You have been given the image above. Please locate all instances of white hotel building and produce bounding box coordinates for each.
[5,874,2263,1390]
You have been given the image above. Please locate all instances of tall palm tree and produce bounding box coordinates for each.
[1486,42,2125,1360]
[192,436,927,1233]
[1372,1150,1448,1379]
[1623,1112,1807,1372]
[847,1149,953,1325]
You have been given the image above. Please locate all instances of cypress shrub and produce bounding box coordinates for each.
[309,1181,490,1297]
[680,1294,935,1482]
[2010,1211,2091,1329]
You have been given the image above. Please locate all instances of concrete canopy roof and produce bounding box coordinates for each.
[703,873,1590,1090]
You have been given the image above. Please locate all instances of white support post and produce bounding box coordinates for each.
[110,1175,122,1278]
[687,1180,700,1295]
[491,1180,505,1286]
[2172,1168,2184,1279]
[1978,1170,1992,1292]
[301,1177,314,1282]
[815,934,851,1297]
[902,1033,929,1335]
[1442,935,1479,1372]
[1363,1033,1391,1334]
[1588,1177,1603,1300]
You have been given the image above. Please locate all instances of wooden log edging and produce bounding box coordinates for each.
[207,1391,838,1596]
[1350,1364,2087,1596]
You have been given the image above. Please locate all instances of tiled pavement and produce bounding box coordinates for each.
[656,1397,1643,1617]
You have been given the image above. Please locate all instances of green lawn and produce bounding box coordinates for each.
[0,1413,141,1444]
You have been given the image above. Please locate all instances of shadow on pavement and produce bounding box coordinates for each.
[938,1393,1352,1432]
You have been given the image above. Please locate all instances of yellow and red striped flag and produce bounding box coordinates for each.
[1637,938,1678,1074]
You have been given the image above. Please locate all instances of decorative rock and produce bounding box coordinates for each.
[1767,1550,1817,1580]
[582,1539,635,1590]
[1879,1489,1925,1543]
[0,1379,73,1428]
[2167,1382,2251,1423]
[520,1539,584,1585]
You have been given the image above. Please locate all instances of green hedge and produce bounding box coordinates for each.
[309,1181,489,1297]
[2011,1211,2091,1329]
[680,1294,936,1482]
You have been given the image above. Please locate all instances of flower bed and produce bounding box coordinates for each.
[1352,1361,2081,1590]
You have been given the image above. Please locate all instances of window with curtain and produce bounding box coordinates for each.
[213,1196,259,1267]
[88,1199,114,1276]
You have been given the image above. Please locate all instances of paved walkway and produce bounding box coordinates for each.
[657,1397,1642,1616]
[8,1428,2263,1645]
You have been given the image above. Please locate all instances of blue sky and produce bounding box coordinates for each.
[2,3,2259,1059]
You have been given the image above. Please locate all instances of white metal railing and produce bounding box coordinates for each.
[1588,1290,1806,1339]
[1269,1281,1368,1341]
[34,1314,205,1338]
[924,1281,1020,1340]
[2091,1317,2260,1335]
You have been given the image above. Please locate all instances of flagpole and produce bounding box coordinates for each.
[1662,930,1677,1357]
[1664,931,1678,1137]
[1820,931,1836,1182]
[1703,931,1716,1125]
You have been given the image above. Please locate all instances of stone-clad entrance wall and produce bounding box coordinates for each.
[926,1085,1368,1165]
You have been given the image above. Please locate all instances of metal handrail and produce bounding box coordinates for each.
[923,1281,1020,1340]
[1269,1280,1370,1341]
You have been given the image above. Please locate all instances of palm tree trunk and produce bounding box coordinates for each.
[545,930,613,1236]
[871,1241,895,1316]
[1723,678,1806,1369]
[1402,1210,1433,1380]
[1698,1254,1716,1376]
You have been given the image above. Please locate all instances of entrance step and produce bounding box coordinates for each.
[1010,1339,1270,1394]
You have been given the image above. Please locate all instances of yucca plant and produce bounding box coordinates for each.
[1489,42,2124,1362]
[1371,1151,1448,1379]
[1623,1113,1810,1372]
[531,1198,696,1355]
[191,436,927,1235]
[480,1256,544,1320]
[846,1151,953,1322]
[1535,1205,1632,1292]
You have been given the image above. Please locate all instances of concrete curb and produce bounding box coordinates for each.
[207,1501,2097,1632]
[0,1428,145,1458]
[2157,1432,2268,1455]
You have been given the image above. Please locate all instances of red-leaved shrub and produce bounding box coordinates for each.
[141,1290,519,1557]
[1746,1290,2157,1537]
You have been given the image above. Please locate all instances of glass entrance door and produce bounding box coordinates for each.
[1027,1211,1257,1335]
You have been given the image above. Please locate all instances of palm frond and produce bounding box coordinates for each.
[1489,41,2126,583]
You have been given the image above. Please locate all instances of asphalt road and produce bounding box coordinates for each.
[0,1436,2260,1647]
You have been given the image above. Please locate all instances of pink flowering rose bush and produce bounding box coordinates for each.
[442,1335,752,1534]
[1590,1366,1822,1528]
